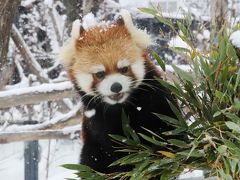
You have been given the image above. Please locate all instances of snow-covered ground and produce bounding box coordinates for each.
[0,140,81,180]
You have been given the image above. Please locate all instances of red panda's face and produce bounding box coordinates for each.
[60,10,152,105]
[72,26,146,104]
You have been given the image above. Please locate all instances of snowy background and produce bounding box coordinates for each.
[0,0,240,179]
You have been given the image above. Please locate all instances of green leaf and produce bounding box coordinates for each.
[168,139,189,148]
[138,133,165,146]
[121,110,140,143]
[167,100,188,128]
[177,149,203,158]
[152,51,166,71]
[177,21,189,37]
[153,113,180,126]
[219,38,226,61]
[234,68,240,92]
[172,64,193,83]
[139,8,158,16]
[217,145,228,155]
[173,47,191,54]
[109,134,138,146]
[163,127,187,136]
[223,139,237,150]
[225,121,240,133]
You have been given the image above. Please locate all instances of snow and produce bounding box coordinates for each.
[0,81,73,98]
[84,109,96,118]
[21,0,36,7]
[178,169,204,179]
[3,102,81,133]
[0,140,82,180]
[230,30,240,48]
[136,107,142,111]
[44,0,53,8]
[82,13,98,30]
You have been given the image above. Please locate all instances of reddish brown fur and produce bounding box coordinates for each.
[72,23,145,75]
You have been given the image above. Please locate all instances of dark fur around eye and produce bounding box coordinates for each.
[119,66,128,74]
[94,71,105,80]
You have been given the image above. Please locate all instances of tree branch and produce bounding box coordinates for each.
[0,81,78,108]
[11,25,49,83]
[0,128,80,144]
[0,0,21,89]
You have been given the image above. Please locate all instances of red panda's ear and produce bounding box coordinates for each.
[119,9,153,49]
[71,19,84,39]
[116,16,125,26]
[59,19,83,69]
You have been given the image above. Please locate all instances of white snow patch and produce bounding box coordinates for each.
[82,13,98,30]
[84,109,96,118]
[203,30,210,39]
[3,102,81,133]
[0,81,73,98]
[136,107,142,111]
[230,30,240,48]
[21,0,36,7]
[164,64,192,72]
[178,169,204,179]
[44,0,53,7]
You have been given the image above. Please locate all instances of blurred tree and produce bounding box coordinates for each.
[210,0,228,30]
[0,0,21,89]
[62,0,103,33]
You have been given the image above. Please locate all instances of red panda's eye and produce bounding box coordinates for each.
[94,71,105,80]
[119,66,128,74]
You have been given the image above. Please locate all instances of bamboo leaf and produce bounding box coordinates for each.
[158,151,175,158]
[225,121,240,133]
[139,8,158,16]
[168,139,189,148]
[172,64,193,83]
[152,50,166,71]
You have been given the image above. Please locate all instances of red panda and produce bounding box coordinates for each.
[60,10,177,174]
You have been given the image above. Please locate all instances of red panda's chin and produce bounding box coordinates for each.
[104,92,129,105]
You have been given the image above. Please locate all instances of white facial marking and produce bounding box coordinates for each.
[90,64,105,73]
[131,59,145,87]
[117,59,130,69]
[84,109,96,118]
[76,72,94,94]
[97,74,132,104]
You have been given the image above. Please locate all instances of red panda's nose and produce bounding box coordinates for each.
[110,82,122,93]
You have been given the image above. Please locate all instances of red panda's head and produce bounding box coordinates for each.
[60,10,152,105]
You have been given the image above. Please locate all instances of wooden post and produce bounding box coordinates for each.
[24,141,39,180]
[24,79,39,180]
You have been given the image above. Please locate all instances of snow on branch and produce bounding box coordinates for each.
[0,81,77,108]
[2,100,81,132]
[0,126,80,144]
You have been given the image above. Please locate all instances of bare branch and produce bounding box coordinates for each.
[10,25,49,83]
[47,7,63,46]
